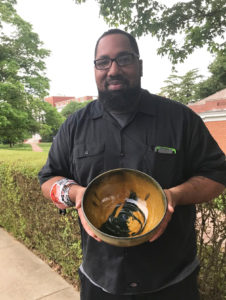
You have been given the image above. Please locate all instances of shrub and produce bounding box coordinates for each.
[196,193,226,300]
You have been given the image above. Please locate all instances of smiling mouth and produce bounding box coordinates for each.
[106,80,126,91]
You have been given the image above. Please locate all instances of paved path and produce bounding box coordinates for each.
[0,228,80,300]
[24,138,43,152]
[30,142,43,152]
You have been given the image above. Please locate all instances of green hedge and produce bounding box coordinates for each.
[0,150,82,287]
[0,149,225,298]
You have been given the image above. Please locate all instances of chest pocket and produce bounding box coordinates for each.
[142,146,183,189]
[73,143,105,186]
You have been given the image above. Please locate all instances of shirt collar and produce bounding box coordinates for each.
[138,89,158,116]
[90,100,104,119]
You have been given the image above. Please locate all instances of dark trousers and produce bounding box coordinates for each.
[79,268,200,300]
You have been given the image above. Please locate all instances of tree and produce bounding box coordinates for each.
[0,101,31,146]
[61,100,92,119]
[160,69,202,104]
[75,0,226,63]
[0,81,40,146]
[0,0,50,98]
[160,49,226,103]
[0,0,50,146]
[34,101,65,142]
[196,49,226,99]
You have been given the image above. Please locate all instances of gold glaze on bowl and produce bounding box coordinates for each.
[82,169,167,247]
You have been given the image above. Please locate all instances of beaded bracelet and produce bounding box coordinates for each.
[50,178,77,209]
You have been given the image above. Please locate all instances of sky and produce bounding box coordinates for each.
[15,0,214,98]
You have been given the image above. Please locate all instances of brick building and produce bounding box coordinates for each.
[188,88,226,153]
[44,95,94,112]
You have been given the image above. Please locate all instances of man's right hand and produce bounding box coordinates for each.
[69,185,102,242]
[41,178,101,242]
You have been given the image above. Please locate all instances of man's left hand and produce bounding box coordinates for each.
[149,189,175,242]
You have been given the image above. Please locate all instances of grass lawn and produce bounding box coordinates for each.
[0,143,32,151]
[38,142,52,152]
[0,143,50,176]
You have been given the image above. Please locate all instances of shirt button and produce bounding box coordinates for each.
[129,282,138,288]
[84,150,89,155]
[120,152,125,157]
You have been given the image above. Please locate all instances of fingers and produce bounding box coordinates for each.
[71,185,101,242]
[68,185,101,241]
[74,186,86,209]
[77,208,102,242]
[149,202,174,242]
[164,189,176,209]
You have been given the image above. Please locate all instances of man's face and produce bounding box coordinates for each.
[94,34,142,93]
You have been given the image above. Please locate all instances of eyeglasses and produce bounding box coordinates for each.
[94,53,139,70]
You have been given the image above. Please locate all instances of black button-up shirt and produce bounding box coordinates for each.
[39,89,226,294]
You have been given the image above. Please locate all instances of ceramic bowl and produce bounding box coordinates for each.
[82,168,167,247]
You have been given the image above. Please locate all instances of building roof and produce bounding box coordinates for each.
[199,88,226,102]
[188,88,226,113]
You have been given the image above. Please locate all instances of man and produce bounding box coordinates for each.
[39,29,226,300]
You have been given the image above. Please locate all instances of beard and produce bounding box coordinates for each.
[98,77,141,113]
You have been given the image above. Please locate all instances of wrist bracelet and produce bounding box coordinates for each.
[50,178,77,209]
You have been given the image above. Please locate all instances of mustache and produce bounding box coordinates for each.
[105,75,129,88]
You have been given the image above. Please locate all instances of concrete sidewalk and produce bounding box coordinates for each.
[0,228,80,300]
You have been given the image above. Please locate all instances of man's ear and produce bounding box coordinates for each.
[139,59,143,77]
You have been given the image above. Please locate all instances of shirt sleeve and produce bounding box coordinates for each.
[185,110,226,186]
[38,115,75,185]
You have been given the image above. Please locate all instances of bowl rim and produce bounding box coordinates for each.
[82,168,168,242]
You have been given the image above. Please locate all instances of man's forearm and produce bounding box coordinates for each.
[41,176,65,201]
[167,176,225,207]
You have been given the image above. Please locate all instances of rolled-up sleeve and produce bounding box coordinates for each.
[186,112,226,186]
[38,116,74,185]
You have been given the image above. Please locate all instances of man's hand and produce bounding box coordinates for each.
[77,208,102,242]
[148,176,225,242]
[69,185,102,242]
[149,189,175,242]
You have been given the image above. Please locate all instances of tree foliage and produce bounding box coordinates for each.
[160,49,226,103]
[0,0,50,97]
[0,0,53,146]
[33,100,65,142]
[160,69,202,104]
[196,49,226,98]
[75,0,226,63]
[0,81,39,146]
[61,100,92,119]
